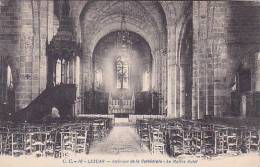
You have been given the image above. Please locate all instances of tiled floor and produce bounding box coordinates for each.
[89,126,150,155]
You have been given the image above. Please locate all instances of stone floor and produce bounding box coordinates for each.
[89,125,150,155]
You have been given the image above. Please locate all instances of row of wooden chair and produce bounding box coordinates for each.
[0,118,113,157]
[136,118,260,157]
[136,119,167,155]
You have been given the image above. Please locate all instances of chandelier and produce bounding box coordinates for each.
[117,1,132,51]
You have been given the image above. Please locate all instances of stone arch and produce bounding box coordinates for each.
[88,21,156,57]
[78,0,168,113]
[178,16,193,119]
[79,0,167,54]
[0,51,16,119]
[92,30,153,92]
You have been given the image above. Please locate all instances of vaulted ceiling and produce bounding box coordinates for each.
[54,0,191,55]
[78,1,167,53]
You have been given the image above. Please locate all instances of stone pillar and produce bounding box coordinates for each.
[213,40,228,118]
[159,29,168,115]
[192,1,230,119]
[241,95,247,118]
[151,49,158,91]
[255,53,260,91]
[82,48,93,92]
[192,2,211,120]
[192,1,200,120]
[16,0,34,110]
[175,65,180,118]
[167,22,177,118]
[0,56,8,105]
[180,65,185,117]
[13,0,51,110]
[152,49,164,114]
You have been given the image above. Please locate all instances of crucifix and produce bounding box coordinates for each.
[116,58,129,89]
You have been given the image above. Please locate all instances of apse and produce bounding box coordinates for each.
[92,31,152,93]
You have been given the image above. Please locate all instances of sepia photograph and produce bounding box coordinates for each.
[0,0,259,166]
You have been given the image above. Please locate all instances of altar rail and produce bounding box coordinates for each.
[77,114,114,119]
[129,115,166,123]
[77,114,115,124]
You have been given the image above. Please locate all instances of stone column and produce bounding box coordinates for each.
[151,49,158,91]
[16,0,34,110]
[15,0,50,110]
[167,22,177,118]
[192,1,230,119]
[152,49,164,113]
[255,53,260,91]
[82,49,93,92]
[0,57,3,104]
[240,95,247,118]
[180,65,185,117]
[192,1,199,120]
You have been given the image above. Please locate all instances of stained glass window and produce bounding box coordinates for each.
[142,70,150,91]
[116,57,129,89]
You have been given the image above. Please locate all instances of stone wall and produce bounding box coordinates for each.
[192,1,260,119]
[1,0,259,119]
[0,0,57,112]
[0,0,21,113]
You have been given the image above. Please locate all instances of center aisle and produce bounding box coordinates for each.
[89,125,150,155]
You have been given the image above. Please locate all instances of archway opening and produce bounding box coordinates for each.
[82,31,161,116]
[93,31,152,93]
[1,64,15,121]
[78,0,168,117]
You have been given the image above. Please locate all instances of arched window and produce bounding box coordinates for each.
[75,56,80,86]
[142,70,150,91]
[6,65,13,89]
[258,52,260,60]
[5,65,15,117]
[56,59,62,85]
[115,57,129,89]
